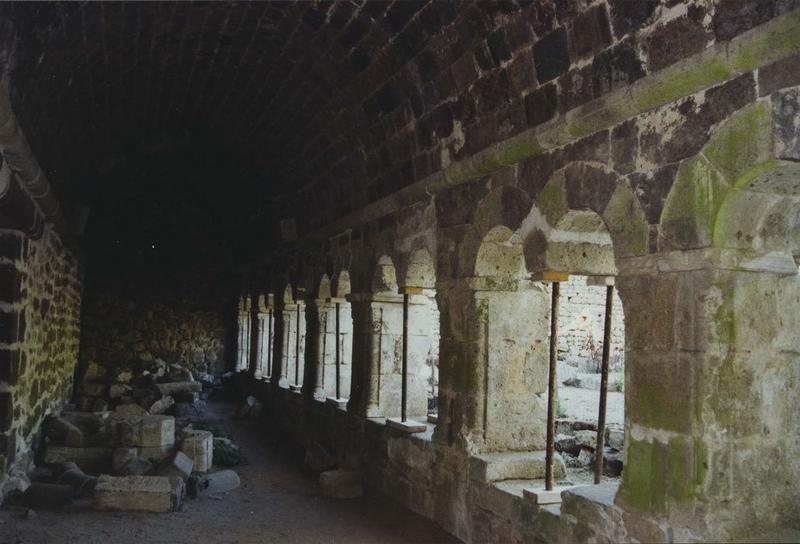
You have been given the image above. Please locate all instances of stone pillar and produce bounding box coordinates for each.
[347,292,429,419]
[616,254,800,538]
[254,294,273,379]
[434,277,550,453]
[311,297,353,402]
[281,298,306,390]
[236,297,251,372]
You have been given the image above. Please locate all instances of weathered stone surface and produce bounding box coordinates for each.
[180,430,213,472]
[114,404,148,419]
[158,451,193,481]
[534,28,569,84]
[607,0,658,38]
[148,395,175,415]
[773,87,800,160]
[138,416,175,448]
[93,475,179,512]
[713,0,776,41]
[156,382,202,396]
[643,15,709,72]
[470,451,566,483]
[320,469,363,499]
[204,469,241,495]
[759,54,800,96]
[44,446,113,474]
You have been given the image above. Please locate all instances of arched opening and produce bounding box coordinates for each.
[313,271,354,406]
[403,248,440,420]
[535,209,627,486]
[254,293,274,380]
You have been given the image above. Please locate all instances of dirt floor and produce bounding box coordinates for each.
[558,386,624,425]
[0,401,458,544]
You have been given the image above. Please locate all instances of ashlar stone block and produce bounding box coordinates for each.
[93,475,180,512]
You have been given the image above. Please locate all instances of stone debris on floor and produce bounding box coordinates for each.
[3,373,245,516]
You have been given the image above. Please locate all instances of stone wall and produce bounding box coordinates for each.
[558,275,624,372]
[0,226,82,496]
[77,290,227,406]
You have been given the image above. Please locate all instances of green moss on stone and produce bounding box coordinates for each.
[620,437,666,513]
[536,174,568,226]
[633,56,732,113]
[702,102,772,184]
[602,185,649,257]
[729,9,800,72]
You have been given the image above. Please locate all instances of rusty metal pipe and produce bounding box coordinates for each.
[545,281,560,491]
[594,285,614,484]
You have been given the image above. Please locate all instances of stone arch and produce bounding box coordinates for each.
[371,254,398,294]
[520,163,648,274]
[333,269,351,298]
[458,185,532,279]
[404,247,437,289]
[474,225,527,282]
[317,274,332,300]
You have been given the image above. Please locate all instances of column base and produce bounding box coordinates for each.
[427,413,438,423]
[386,417,427,433]
[289,384,302,392]
[522,484,577,506]
[326,397,348,409]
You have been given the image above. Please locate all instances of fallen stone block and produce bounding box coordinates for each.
[304,443,336,472]
[158,451,193,481]
[93,475,181,512]
[115,404,148,418]
[180,430,213,472]
[138,415,175,447]
[606,427,624,451]
[320,469,363,499]
[168,365,194,382]
[57,467,98,497]
[149,395,175,415]
[204,469,240,495]
[156,382,202,396]
[44,446,113,474]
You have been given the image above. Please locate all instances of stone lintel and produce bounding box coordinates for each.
[386,417,427,433]
[585,275,615,287]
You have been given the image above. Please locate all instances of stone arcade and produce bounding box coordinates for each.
[0,1,800,542]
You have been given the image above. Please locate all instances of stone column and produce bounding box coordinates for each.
[281,298,306,391]
[434,276,550,453]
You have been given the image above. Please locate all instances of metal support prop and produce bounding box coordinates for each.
[321,306,328,389]
[545,281,560,491]
[335,302,341,399]
[594,285,614,484]
[401,292,409,422]
[267,309,273,378]
[295,304,301,386]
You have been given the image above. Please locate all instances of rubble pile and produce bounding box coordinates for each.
[9,402,241,514]
[555,419,624,481]
[76,358,221,416]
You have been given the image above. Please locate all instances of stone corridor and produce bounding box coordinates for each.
[1,2,800,543]
[0,401,457,544]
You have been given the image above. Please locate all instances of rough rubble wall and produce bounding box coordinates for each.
[558,276,624,372]
[77,290,227,400]
[0,226,81,496]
